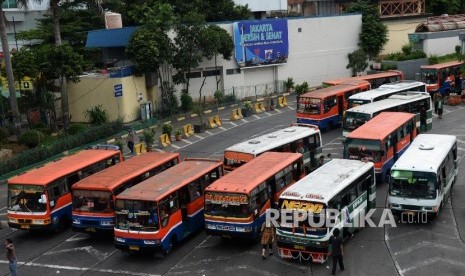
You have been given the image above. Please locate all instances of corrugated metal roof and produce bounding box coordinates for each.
[85,26,138,48]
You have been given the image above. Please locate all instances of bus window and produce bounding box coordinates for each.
[188,181,202,201]
[48,179,68,207]
[324,97,337,113]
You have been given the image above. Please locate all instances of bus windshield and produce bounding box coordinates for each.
[73,190,112,213]
[8,184,47,212]
[115,200,159,232]
[421,69,437,85]
[224,151,254,169]
[389,170,437,199]
[279,199,327,236]
[204,192,250,218]
[345,139,382,162]
[343,112,371,131]
[297,97,321,115]
[347,99,370,109]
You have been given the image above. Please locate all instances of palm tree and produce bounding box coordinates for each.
[0,0,29,135]
[49,0,103,130]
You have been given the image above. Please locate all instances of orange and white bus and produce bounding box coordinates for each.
[297,80,370,130]
[224,123,322,173]
[114,158,224,254]
[343,112,418,182]
[7,147,122,231]
[72,152,180,234]
[204,152,305,239]
[323,70,404,88]
[420,60,464,96]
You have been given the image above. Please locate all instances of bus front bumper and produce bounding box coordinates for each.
[8,222,51,230]
[72,224,114,234]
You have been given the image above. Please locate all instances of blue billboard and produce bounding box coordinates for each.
[233,19,288,67]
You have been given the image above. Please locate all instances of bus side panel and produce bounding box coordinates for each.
[425,110,433,132]
[49,193,73,230]
[186,197,205,234]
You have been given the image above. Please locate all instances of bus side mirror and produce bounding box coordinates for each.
[39,194,47,204]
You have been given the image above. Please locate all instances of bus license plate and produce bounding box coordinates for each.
[294,245,305,250]
[20,224,30,229]
[129,246,139,251]
[86,228,96,232]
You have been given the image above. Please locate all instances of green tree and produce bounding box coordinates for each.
[197,0,250,22]
[347,49,369,76]
[172,11,206,96]
[200,24,234,91]
[346,1,388,59]
[126,3,176,115]
[426,0,460,15]
[48,0,103,131]
[0,0,30,135]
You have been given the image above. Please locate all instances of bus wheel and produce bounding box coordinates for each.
[54,216,69,233]
[163,236,177,256]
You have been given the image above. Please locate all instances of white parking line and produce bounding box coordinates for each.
[228,121,238,126]
[182,139,193,144]
[253,115,261,119]
[240,118,248,123]
[205,131,214,135]
[170,144,180,149]
[194,134,204,139]
[219,126,228,131]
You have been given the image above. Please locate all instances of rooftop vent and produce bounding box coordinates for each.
[419,144,434,150]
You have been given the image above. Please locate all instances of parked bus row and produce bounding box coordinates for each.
[343,91,432,137]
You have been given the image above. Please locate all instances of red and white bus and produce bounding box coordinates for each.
[323,70,404,88]
[420,60,464,96]
[8,148,122,231]
[297,80,370,130]
[343,112,418,181]
[205,152,305,239]
[114,158,224,254]
[72,152,180,234]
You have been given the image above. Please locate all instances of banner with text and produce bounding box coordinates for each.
[233,19,288,68]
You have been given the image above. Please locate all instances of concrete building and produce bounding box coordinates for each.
[0,0,49,51]
[70,14,361,123]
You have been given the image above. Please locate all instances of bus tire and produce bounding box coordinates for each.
[54,216,70,233]
[163,235,177,256]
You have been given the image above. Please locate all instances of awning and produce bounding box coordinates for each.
[86,26,138,48]
[1,90,21,98]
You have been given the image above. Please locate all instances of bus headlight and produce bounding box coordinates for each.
[235,226,252,232]
[72,219,81,225]
[101,221,114,226]
[8,218,17,223]
[144,240,155,245]
[206,224,216,230]
[32,219,45,225]
[115,237,125,243]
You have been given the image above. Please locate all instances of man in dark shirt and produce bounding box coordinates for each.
[5,238,17,276]
[329,228,344,275]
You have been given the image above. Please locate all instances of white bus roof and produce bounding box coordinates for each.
[346,91,431,116]
[391,134,456,173]
[348,81,426,101]
[279,159,374,204]
[225,125,320,155]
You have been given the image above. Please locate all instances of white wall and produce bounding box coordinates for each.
[181,14,362,101]
[423,36,461,56]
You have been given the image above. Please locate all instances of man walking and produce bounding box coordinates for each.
[126,129,135,155]
[5,238,17,276]
[330,228,344,275]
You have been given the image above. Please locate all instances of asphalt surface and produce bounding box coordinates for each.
[0,100,464,276]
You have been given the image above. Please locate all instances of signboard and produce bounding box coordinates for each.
[114,84,123,97]
[280,199,324,213]
[205,193,248,206]
[408,33,419,43]
[233,19,289,67]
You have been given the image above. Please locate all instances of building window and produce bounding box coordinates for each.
[226,69,240,75]
[186,71,201,78]
[203,69,220,77]
[2,0,18,9]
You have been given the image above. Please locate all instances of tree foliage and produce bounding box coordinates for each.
[426,0,460,16]
[45,44,85,83]
[347,49,369,76]
[346,1,388,59]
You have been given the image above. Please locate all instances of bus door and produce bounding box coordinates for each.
[338,95,344,123]
[179,187,189,224]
